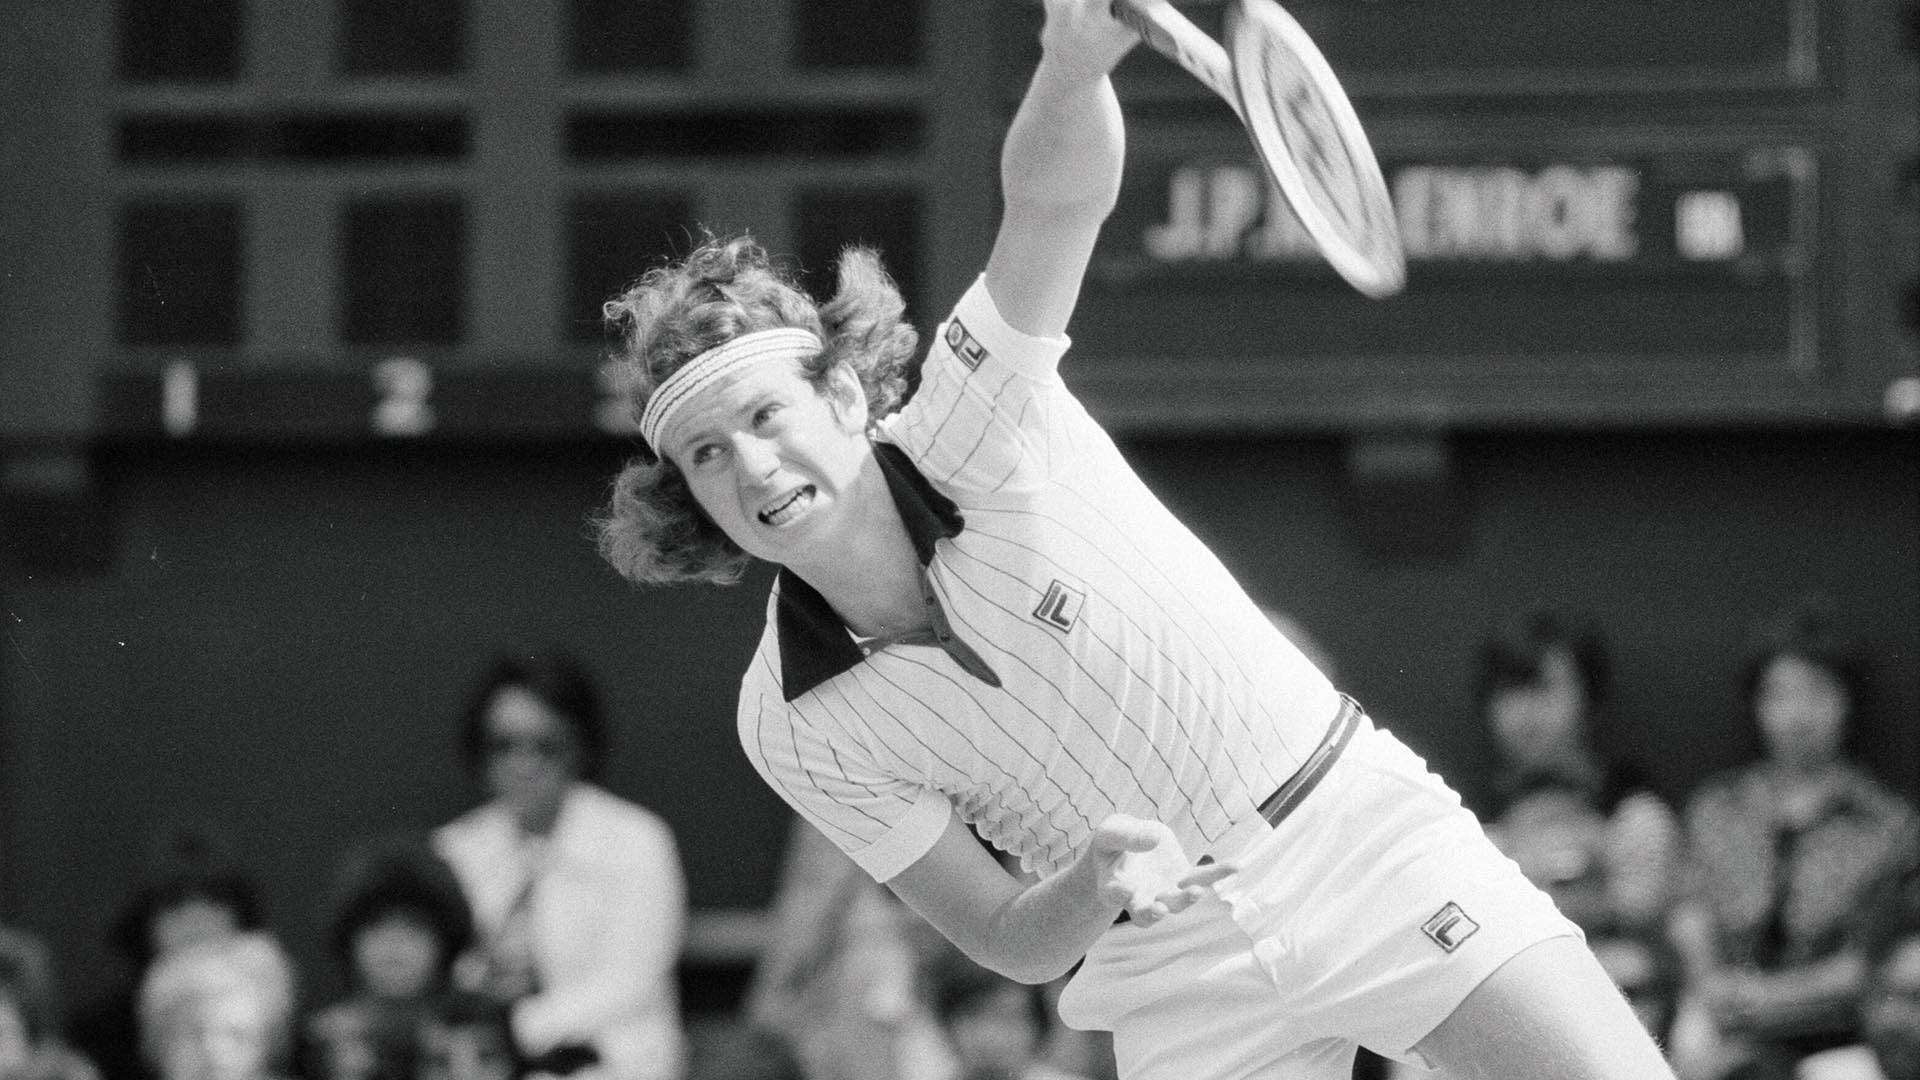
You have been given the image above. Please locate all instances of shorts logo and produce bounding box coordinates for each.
[945,318,990,371]
[1421,902,1479,953]
[1032,580,1085,633]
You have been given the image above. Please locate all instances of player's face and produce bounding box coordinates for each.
[662,358,873,571]
[1754,653,1847,771]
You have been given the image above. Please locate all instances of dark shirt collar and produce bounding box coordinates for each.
[774,443,964,702]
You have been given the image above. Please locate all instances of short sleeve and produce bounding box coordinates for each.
[883,276,1077,494]
[738,650,954,883]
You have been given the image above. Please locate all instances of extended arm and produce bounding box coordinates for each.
[982,0,1138,339]
[885,809,1232,985]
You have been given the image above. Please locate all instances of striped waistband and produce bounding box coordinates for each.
[1203,694,1365,864]
[1116,696,1364,924]
[1251,694,1362,831]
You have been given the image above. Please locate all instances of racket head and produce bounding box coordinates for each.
[1111,0,1240,110]
[1225,0,1406,297]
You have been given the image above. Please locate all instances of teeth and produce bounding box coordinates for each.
[759,486,813,526]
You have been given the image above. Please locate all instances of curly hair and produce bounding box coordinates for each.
[595,233,919,586]
[324,835,474,987]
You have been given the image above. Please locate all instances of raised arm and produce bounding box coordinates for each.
[982,0,1138,339]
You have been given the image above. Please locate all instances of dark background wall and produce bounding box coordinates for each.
[3,426,1915,1009]
[1,0,1915,1033]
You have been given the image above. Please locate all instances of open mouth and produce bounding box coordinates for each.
[758,485,815,526]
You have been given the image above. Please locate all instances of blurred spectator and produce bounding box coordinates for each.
[926,954,1092,1080]
[1,928,57,1047]
[682,1026,802,1080]
[432,648,687,1080]
[301,836,475,1080]
[414,993,521,1080]
[1669,602,1920,1080]
[2,927,100,1080]
[742,818,954,1080]
[1468,609,1682,1040]
[1852,860,1920,1080]
[1778,859,1920,1080]
[138,934,297,1080]
[71,826,269,1080]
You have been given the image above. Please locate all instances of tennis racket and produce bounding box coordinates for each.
[1111,0,1407,298]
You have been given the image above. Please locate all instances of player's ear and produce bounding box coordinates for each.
[823,362,869,433]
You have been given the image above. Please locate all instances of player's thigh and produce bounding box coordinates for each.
[1410,935,1676,1080]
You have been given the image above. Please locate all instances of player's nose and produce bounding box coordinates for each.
[734,435,781,481]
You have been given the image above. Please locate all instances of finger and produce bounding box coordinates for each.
[1176,860,1239,889]
[1095,817,1168,854]
[1154,888,1202,915]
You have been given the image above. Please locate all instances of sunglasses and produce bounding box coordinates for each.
[484,733,571,760]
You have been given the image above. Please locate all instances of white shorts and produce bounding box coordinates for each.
[1056,713,1581,1080]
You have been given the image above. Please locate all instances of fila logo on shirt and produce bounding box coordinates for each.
[945,318,990,371]
[1421,901,1480,953]
[1033,580,1085,633]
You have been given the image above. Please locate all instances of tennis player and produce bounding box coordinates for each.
[594,2,1676,1076]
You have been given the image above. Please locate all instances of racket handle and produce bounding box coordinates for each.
[1110,0,1243,118]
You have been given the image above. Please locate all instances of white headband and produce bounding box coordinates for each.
[639,327,824,454]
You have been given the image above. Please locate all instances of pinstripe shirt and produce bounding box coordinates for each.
[738,278,1342,883]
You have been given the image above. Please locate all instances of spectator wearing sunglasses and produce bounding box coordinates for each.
[433,649,687,1080]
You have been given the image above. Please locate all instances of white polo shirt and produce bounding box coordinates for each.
[737,277,1341,883]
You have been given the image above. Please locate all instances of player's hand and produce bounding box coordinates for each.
[1039,0,1139,78]
[1090,814,1238,926]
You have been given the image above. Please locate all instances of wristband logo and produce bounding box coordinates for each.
[945,318,990,371]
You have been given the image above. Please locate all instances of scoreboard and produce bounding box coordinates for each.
[98,357,646,444]
[1074,131,1828,430]
[997,0,1920,433]
[4,0,1917,447]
